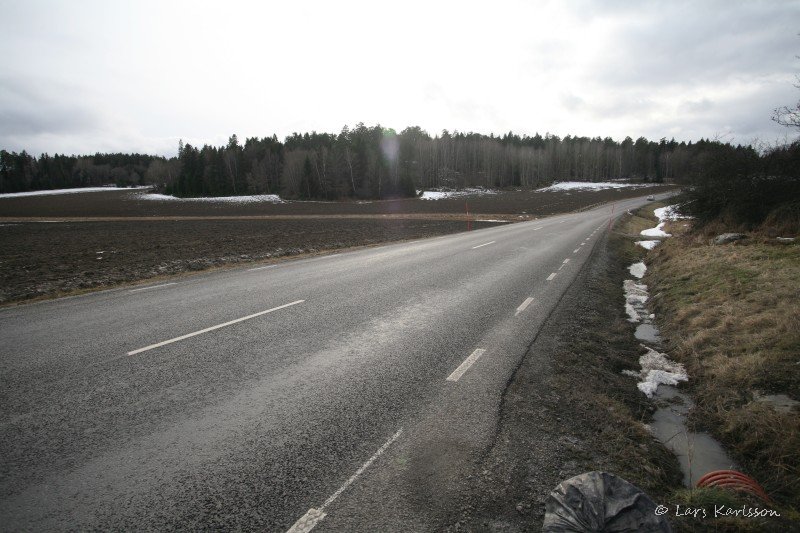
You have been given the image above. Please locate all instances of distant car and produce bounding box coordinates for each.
[646,195,655,201]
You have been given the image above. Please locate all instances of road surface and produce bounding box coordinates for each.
[0,195,663,531]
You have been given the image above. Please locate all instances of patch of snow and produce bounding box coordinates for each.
[138,193,284,203]
[625,302,640,322]
[419,188,497,200]
[0,186,150,199]
[641,204,690,238]
[640,223,671,238]
[631,345,688,397]
[654,204,689,221]
[628,261,646,279]
[623,280,648,304]
[535,181,656,192]
[623,279,650,323]
[636,240,660,250]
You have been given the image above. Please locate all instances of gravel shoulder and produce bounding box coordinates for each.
[445,219,683,531]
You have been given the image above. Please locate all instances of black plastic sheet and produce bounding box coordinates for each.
[542,471,671,532]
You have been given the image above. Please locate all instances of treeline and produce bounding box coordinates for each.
[0,151,164,193]
[679,139,800,231]
[1,124,796,200]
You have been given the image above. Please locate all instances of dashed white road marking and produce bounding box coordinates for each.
[546,273,557,281]
[533,227,543,231]
[248,265,276,271]
[446,348,487,382]
[127,299,305,356]
[562,258,570,264]
[573,248,580,254]
[515,297,535,316]
[472,241,496,249]
[286,429,403,533]
[580,243,586,246]
[129,283,177,293]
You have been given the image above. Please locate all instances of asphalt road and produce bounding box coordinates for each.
[0,195,664,531]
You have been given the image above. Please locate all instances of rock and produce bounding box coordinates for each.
[713,232,745,245]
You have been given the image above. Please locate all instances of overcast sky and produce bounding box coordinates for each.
[1,0,798,156]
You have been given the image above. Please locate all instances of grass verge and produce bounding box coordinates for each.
[629,203,800,530]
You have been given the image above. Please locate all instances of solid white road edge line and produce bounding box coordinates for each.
[472,241,496,249]
[546,273,557,281]
[515,297,535,316]
[129,283,177,293]
[286,428,404,533]
[248,265,277,271]
[446,348,487,382]
[127,300,305,356]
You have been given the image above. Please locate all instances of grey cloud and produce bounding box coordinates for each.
[0,77,102,137]
[589,2,799,89]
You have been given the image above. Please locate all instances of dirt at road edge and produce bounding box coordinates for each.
[444,220,683,532]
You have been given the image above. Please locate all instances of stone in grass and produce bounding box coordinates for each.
[713,233,746,245]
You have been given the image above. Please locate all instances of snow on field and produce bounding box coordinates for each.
[628,261,646,279]
[0,186,149,199]
[419,188,497,200]
[623,345,688,398]
[636,240,660,250]
[138,193,284,203]
[535,181,654,192]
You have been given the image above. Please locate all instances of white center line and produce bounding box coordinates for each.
[515,297,534,316]
[580,243,586,246]
[573,248,580,254]
[546,272,557,281]
[533,227,543,231]
[248,265,276,271]
[286,429,404,533]
[562,258,570,264]
[446,348,487,382]
[127,300,305,356]
[472,241,496,249]
[129,283,177,293]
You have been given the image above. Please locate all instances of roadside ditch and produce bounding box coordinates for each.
[446,206,797,532]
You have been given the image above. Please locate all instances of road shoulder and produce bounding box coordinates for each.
[446,222,682,531]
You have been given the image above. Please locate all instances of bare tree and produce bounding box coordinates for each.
[772,77,800,130]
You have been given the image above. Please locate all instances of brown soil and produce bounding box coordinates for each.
[0,186,676,305]
[0,185,672,218]
[0,218,503,305]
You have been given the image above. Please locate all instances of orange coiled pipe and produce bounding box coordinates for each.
[696,470,771,504]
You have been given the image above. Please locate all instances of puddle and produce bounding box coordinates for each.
[648,385,737,487]
[634,323,662,344]
[753,392,800,413]
[623,255,735,488]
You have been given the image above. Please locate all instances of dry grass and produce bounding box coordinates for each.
[646,227,800,506]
